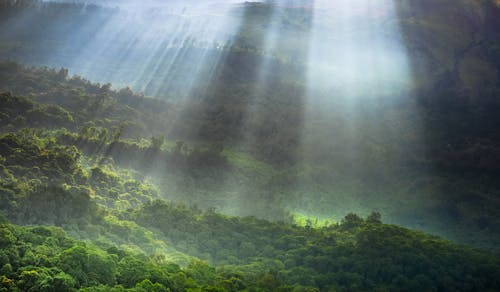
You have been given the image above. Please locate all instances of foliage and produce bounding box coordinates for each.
[1,209,500,291]
[0,1,500,290]
[0,127,498,291]
[1,59,500,250]
[0,221,228,291]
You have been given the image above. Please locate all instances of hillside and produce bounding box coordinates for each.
[1,0,500,290]
[0,123,498,290]
[1,61,500,250]
[0,62,499,291]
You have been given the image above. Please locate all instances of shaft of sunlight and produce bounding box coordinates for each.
[306,0,413,101]
[294,0,419,219]
[50,0,244,98]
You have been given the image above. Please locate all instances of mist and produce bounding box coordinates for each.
[1,0,500,250]
[2,0,500,290]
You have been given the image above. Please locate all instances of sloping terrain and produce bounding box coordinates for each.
[0,0,500,290]
[0,64,499,291]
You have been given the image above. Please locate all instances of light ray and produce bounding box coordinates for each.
[292,0,421,219]
[306,0,412,101]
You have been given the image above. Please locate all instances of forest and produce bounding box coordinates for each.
[1,0,500,291]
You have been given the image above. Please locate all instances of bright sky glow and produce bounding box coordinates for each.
[306,0,412,99]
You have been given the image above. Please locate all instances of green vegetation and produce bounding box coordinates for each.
[0,102,499,291]
[1,203,500,291]
[1,61,500,251]
[0,218,245,291]
[1,0,500,290]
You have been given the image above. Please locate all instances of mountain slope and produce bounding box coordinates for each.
[0,1,500,290]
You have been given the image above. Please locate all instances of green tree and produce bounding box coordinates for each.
[150,135,164,150]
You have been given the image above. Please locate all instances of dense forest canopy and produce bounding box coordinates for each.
[1,0,500,291]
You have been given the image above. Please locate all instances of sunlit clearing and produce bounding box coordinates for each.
[292,212,337,228]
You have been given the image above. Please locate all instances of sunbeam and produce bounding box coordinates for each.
[306,0,413,100]
[290,0,426,221]
[2,0,500,289]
